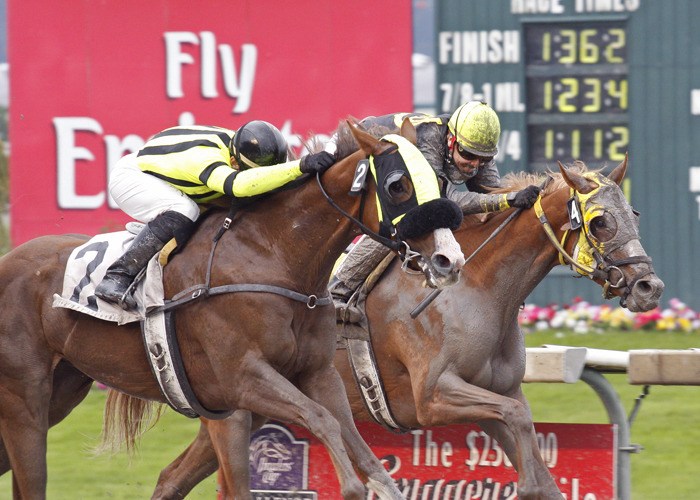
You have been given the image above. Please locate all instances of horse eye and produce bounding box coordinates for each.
[589,213,617,242]
[383,171,413,204]
[388,180,405,196]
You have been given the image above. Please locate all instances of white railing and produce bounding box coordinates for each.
[523,346,700,500]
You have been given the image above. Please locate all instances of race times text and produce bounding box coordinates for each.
[527,75,628,114]
[528,124,629,166]
[524,20,629,169]
[525,22,627,66]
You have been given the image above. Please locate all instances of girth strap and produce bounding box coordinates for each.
[143,207,331,419]
[151,283,332,314]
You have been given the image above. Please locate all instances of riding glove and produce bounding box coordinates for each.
[300,151,335,174]
[507,185,541,209]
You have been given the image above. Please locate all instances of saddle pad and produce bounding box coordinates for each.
[52,227,166,325]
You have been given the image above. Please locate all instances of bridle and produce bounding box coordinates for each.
[533,176,654,307]
[315,139,444,272]
[315,169,406,255]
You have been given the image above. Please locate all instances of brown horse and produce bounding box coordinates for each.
[150,157,664,499]
[0,119,467,499]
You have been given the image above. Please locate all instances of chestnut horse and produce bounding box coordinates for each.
[150,158,664,499]
[0,120,466,499]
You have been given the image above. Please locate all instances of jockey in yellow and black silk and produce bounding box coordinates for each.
[96,120,334,310]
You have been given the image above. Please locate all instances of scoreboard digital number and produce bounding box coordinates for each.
[525,21,628,170]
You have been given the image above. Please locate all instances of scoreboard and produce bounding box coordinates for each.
[435,0,700,309]
[525,21,628,170]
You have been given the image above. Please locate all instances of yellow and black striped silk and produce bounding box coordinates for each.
[136,125,237,202]
[136,125,305,202]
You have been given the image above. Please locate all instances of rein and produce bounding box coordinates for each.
[409,204,526,319]
[149,207,332,315]
[409,177,553,319]
[315,170,403,253]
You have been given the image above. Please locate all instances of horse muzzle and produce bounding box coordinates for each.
[412,227,465,289]
[620,272,665,312]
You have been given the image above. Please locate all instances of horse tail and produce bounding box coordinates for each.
[96,388,164,456]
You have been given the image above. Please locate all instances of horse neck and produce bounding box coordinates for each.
[225,150,376,294]
[458,187,572,309]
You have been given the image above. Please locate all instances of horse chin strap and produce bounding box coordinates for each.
[533,190,653,304]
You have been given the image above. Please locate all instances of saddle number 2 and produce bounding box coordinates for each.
[350,159,370,196]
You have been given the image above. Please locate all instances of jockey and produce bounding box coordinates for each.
[328,101,541,305]
[95,120,334,310]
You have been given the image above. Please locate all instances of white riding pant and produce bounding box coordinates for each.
[109,153,200,223]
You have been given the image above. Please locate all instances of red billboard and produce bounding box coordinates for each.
[8,1,413,245]
[241,421,616,499]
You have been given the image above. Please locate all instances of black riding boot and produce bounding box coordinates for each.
[95,211,194,310]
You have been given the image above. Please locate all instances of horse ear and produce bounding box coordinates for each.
[607,152,628,186]
[347,119,378,155]
[558,161,597,194]
[400,117,418,145]
[346,115,361,129]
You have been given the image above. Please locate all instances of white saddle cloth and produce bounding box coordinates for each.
[52,223,166,325]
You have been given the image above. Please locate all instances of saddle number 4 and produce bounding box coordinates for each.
[350,160,370,196]
[567,198,583,230]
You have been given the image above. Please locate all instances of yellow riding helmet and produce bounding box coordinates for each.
[447,101,500,156]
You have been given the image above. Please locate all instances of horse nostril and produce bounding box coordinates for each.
[636,280,653,295]
[634,276,664,300]
[432,253,453,274]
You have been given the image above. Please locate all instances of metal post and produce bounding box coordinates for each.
[580,368,632,500]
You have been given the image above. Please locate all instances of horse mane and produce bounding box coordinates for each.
[331,119,392,160]
[490,160,602,196]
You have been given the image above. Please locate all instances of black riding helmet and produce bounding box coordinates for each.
[230,120,288,169]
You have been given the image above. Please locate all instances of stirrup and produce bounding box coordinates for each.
[117,267,147,310]
[334,290,364,324]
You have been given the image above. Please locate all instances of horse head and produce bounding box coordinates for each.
[557,155,664,311]
[329,118,465,288]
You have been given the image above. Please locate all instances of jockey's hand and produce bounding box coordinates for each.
[300,151,335,174]
[508,185,541,209]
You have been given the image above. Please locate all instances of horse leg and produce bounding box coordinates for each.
[206,412,250,500]
[416,371,563,500]
[477,388,562,498]
[210,411,270,500]
[49,360,94,425]
[152,418,220,500]
[151,411,265,500]
[238,362,366,500]
[299,365,403,500]
[0,361,91,482]
[0,372,53,499]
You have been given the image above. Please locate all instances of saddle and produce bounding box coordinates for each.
[335,253,408,432]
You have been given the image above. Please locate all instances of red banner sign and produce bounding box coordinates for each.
[241,421,616,499]
[8,1,412,245]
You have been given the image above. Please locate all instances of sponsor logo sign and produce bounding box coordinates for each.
[8,1,412,245]
[236,422,616,500]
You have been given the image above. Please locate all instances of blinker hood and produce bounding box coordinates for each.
[370,134,459,238]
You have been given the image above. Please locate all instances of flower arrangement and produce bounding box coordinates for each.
[519,297,700,333]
